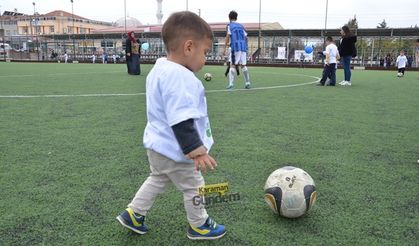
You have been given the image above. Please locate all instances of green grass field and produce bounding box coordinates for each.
[0,62,418,245]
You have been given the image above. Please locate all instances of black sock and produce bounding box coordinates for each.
[224,62,231,77]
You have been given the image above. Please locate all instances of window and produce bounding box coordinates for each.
[22,26,28,34]
[49,26,55,33]
[101,40,114,48]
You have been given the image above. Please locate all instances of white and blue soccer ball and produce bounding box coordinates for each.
[264,166,317,218]
[204,73,212,81]
[397,72,403,77]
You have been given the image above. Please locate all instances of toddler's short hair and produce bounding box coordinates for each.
[162,11,213,53]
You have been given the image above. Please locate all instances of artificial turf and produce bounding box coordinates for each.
[0,62,418,245]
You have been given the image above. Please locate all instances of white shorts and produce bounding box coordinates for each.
[231,51,247,66]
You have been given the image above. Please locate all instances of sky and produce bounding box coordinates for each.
[1,0,418,29]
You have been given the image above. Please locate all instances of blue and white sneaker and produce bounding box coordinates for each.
[187,217,226,240]
[116,208,148,234]
[226,84,234,89]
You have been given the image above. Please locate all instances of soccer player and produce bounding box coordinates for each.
[318,37,340,86]
[396,49,408,77]
[115,11,226,240]
[92,54,96,63]
[224,10,251,89]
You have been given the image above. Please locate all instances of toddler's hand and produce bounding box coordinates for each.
[192,154,217,173]
[186,146,207,159]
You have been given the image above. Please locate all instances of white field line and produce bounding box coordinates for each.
[207,74,320,93]
[0,74,320,99]
[0,71,122,78]
[0,93,146,98]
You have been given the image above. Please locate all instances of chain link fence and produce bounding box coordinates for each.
[1,29,418,68]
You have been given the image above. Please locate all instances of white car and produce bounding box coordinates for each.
[0,43,11,55]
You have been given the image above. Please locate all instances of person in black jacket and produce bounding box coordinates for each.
[338,25,357,86]
[126,31,141,75]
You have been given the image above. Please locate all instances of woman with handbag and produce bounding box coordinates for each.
[125,31,141,75]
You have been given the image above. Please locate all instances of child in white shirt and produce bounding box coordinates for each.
[396,50,408,77]
[116,11,226,240]
[318,37,340,86]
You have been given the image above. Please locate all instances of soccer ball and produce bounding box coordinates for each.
[204,73,212,81]
[397,72,403,77]
[264,166,317,218]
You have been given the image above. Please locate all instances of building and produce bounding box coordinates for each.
[17,10,113,35]
[0,10,113,37]
[0,11,22,38]
[0,10,115,59]
[115,16,142,29]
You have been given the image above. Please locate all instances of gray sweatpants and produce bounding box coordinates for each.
[128,149,208,227]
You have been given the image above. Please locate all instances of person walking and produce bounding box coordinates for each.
[115,11,226,240]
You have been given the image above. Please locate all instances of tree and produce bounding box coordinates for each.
[346,15,358,29]
[377,19,388,29]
